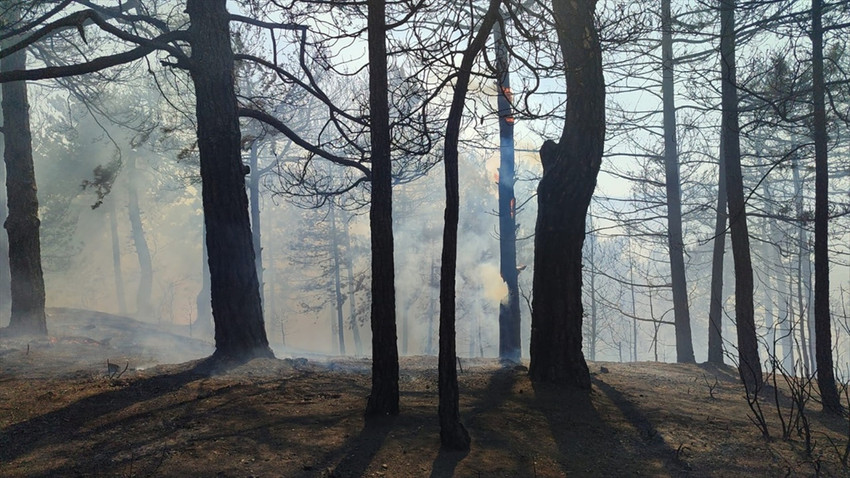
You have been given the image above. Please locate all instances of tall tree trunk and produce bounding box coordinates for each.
[662,0,695,363]
[719,0,761,388]
[249,140,264,309]
[330,202,346,355]
[494,8,521,363]
[805,251,815,369]
[1,9,46,336]
[763,182,794,370]
[708,127,727,364]
[343,218,363,356]
[759,222,774,359]
[108,195,128,315]
[365,0,399,417]
[756,182,773,360]
[127,156,153,319]
[529,0,603,388]
[810,0,840,413]
[186,0,272,360]
[792,156,812,375]
[437,0,499,450]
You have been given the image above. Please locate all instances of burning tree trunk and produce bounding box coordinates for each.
[528,0,604,388]
[187,0,272,360]
[1,7,47,336]
[365,0,399,417]
[494,9,521,364]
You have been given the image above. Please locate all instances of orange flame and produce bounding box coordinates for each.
[501,86,513,104]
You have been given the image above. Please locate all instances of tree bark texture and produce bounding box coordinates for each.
[810,0,840,413]
[186,0,272,360]
[1,16,47,336]
[529,0,604,388]
[365,0,399,417]
[719,0,761,388]
[707,124,727,364]
[494,10,522,363]
[661,0,695,363]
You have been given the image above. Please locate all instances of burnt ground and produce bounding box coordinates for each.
[1,308,850,477]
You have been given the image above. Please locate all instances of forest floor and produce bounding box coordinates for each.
[2,309,850,477]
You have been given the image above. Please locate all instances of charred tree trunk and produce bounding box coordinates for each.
[108,195,128,315]
[707,126,727,364]
[437,0,499,450]
[186,0,272,361]
[719,0,761,388]
[810,0,840,413]
[494,9,521,364]
[661,0,695,363]
[127,156,153,319]
[529,0,603,388]
[365,0,399,417]
[1,15,46,336]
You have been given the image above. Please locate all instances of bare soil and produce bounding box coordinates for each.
[1,308,850,477]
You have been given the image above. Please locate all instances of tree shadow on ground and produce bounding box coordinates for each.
[304,415,396,478]
[430,447,468,478]
[698,361,741,384]
[0,356,244,472]
[428,365,519,477]
[588,376,691,475]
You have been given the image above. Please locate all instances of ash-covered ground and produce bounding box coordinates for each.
[1,308,848,477]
